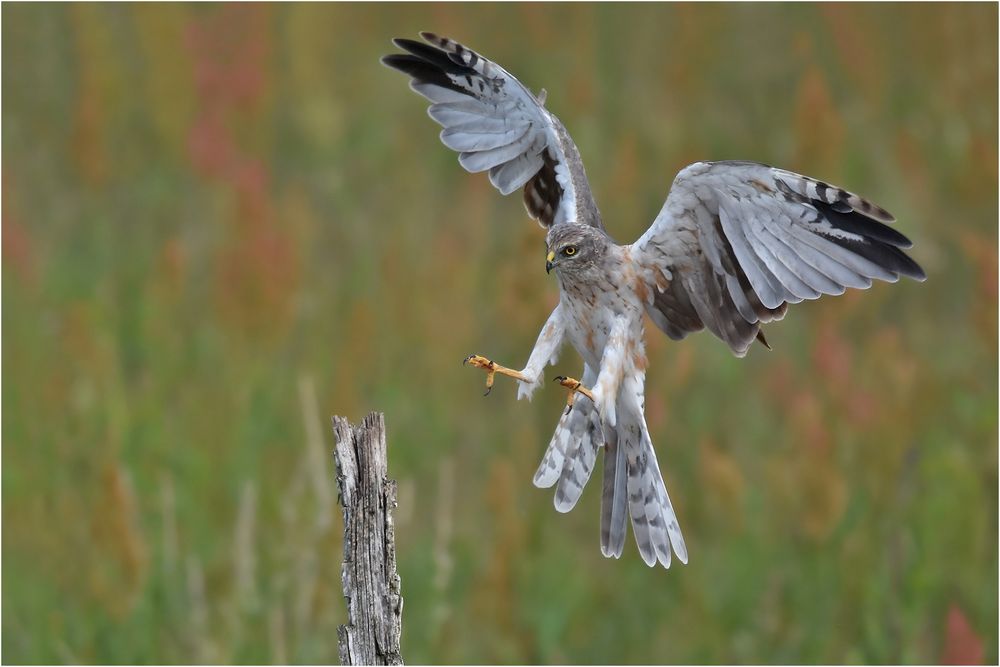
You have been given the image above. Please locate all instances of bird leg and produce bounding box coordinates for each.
[463,354,532,396]
[553,375,595,415]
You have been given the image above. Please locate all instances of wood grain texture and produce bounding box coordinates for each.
[332,413,403,665]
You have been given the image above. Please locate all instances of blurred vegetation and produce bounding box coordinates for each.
[2,3,997,664]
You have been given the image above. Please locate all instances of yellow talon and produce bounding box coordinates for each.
[553,375,595,414]
[464,354,530,396]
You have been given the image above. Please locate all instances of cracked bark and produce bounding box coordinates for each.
[332,413,404,665]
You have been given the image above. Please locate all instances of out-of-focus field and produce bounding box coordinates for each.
[2,3,996,664]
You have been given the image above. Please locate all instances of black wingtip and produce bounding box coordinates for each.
[814,200,914,249]
[380,53,416,74]
[812,198,926,283]
[886,246,927,282]
[392,37,428,54]
[827,234,927,283]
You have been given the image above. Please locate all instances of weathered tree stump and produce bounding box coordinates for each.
[332,413,404,665]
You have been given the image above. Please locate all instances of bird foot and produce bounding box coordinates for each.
[553,375,595,415]
[463,354,531,396]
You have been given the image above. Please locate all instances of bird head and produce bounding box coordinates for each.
[545,224,610,279]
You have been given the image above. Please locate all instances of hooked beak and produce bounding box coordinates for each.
[545,250,555,274]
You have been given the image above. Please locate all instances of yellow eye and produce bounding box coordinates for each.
[563,246,577,257]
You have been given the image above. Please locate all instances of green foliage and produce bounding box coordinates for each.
[2,3,996,664]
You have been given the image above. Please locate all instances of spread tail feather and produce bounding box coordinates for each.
[534,369,687,568]
[600,425,627,558]
[615,402,688,568]
[533,366,601,514]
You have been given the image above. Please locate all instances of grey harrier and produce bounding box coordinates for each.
[383,33,925,568]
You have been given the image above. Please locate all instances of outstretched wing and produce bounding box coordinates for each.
[633,161,925,356]
[382,33,603,230]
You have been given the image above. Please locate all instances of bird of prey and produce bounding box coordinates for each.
[382,33,925,568]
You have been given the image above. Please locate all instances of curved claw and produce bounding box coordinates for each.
[553,374,594,416]
[463,354,493,370]
[464,354,531,397]
[553,375,572,413]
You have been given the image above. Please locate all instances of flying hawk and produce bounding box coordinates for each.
[382,33,925,568]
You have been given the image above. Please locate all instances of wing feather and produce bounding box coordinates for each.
[383,33,603,230]
[427,102,512,126]
[726,273,761,323]
[757,222,844,295]
[458,127,539,172]
[781,222,875,289]
[715,197,792,309]
[440,120,531,151]
[489,152,544,195]
[746,216,821,300]
[635,161,924,356]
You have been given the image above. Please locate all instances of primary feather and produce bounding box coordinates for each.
[635,161,925,357]
[382,33,604,230]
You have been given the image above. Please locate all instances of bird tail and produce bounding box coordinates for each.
[532,366,602,512]
[603,389,688,568]
[533,370,688,568]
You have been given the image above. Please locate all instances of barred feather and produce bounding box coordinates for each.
[636,161,925,356]
[534,366,601,510]
[382,33,603,230]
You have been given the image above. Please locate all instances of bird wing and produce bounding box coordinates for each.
[632,161,925,356]
[382,33,604,231]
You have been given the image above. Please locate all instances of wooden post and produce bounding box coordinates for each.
[332,413,404,666]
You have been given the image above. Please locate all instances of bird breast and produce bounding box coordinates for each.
[558,264,645,370]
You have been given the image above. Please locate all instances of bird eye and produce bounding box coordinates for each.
[563,246,577,257]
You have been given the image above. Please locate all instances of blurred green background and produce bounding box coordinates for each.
[2,3,997,664]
